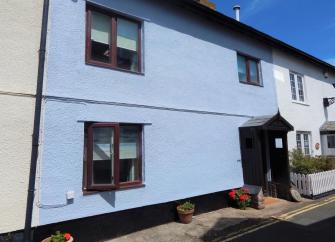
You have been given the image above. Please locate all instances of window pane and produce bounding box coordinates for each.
[328,136,335,148]
[120,126,140,182]
[249,60,259,83]
[296,133,302,151]
[117,18,139,72]
[290,73,297,100]
[91,11,111,63]
[237,55,247,82]
[92,127,114,185]
[303,133,310,155]
[297,75,305,102]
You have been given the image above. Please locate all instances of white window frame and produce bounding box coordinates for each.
[296,131,312,155]
[290,72,306,103]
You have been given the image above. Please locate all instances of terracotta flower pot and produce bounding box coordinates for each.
[41,236,73,242]
[177,206,194,224]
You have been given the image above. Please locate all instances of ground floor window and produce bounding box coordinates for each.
[328,135,335,149]
[296,132,311,155]
[84,123,142,191]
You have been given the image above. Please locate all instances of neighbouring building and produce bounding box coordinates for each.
[0,0,43,236]
[273,50,335,156]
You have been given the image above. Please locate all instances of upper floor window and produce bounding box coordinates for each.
[290,72,305,102]
[86,6,142,73]
[237,53,261,85]
[296,132,311,155]
[84,123,143,191]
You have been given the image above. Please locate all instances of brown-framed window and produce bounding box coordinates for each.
[84,123,143,191]
[237,53,261,85]
[86,5,142,73]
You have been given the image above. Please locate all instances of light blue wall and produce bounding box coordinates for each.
[38,0,278,225]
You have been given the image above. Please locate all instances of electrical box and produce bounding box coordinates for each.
[66,191,75,200]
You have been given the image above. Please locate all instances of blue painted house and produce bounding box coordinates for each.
[33,0,283,239]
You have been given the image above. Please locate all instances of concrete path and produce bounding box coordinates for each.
[105,198,311,242]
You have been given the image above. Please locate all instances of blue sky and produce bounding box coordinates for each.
[211,0,335,65]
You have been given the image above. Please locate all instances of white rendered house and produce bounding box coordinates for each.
[273,49,335,156]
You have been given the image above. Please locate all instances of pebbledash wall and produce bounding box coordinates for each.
[35,0,279,226]
[0,0,43,234]
[273,49,335,156]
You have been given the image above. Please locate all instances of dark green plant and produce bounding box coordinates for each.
[50,231,72,242]
[177,201,195,212]
[51,231,66,242]
[290,149,335,174]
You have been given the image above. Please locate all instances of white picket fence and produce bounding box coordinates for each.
[290,169,335,197]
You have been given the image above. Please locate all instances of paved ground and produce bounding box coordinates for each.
[105,197,314,242]
[230,195,335,242]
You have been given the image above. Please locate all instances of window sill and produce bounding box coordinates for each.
[83,183,145,195]
[86,60,144,76]
[239,81,263,87]
[292,100,309,106]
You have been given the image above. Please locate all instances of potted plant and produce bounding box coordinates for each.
[41,231,73,242]
[228,188,251,210]
[176,201,195,224]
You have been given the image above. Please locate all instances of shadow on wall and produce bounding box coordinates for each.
[273,50,335,86]
[33,190,229,242]
[100,192,116,207]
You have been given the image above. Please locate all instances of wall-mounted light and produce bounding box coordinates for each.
[324,71,329,79]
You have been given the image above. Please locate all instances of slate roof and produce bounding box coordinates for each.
[241,115,274,127]
[320,121,335,131]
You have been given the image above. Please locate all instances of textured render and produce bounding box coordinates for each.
[0,0,42,233]
[0,0,42,94]
[273,49,335,156]
[0,96,35,233]
[38,0,278,225]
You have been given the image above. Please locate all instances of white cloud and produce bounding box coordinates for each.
[243,0,278,19]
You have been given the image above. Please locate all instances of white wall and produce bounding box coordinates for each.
[0,0,42,233]
[273,49,335,156]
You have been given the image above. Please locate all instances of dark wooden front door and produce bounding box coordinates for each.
[267,131,290,198]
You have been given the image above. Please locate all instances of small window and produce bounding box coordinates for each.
[290,72,305,102]
[237,54,261,85]
[275,138,283,149]
[84,123,142,191]
[86,6,142,73]
[327,136,335,149]
[296,132,311,155]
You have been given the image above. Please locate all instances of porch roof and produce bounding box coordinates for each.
[241,113,294,131]
[241,115,274,127]
[320,121,335,132]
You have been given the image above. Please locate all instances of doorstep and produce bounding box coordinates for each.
[105,198,310,242]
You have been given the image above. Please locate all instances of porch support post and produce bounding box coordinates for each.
[263,130,271,195]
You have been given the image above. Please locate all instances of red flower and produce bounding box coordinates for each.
[228,190,236,199]
[239,194,250,201]
[64,233,71,241]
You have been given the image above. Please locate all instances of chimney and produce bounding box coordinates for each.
[233,5,241,21]
[197,0,216,10]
